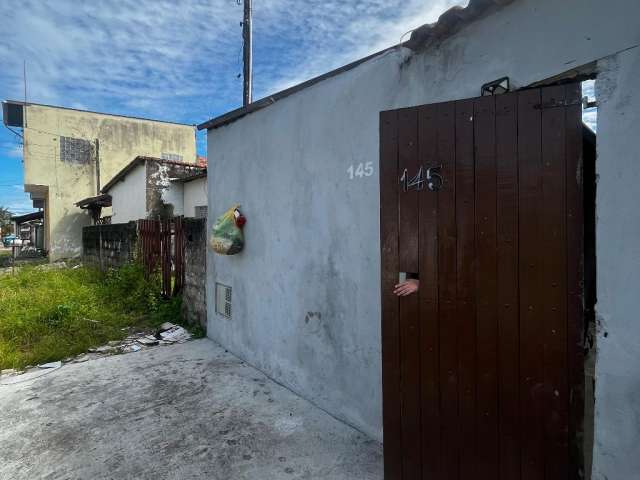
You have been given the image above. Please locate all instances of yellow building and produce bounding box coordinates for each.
[2,101,196,261]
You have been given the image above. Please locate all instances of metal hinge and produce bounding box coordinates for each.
[534,96,597,110]
[534,99,582,110]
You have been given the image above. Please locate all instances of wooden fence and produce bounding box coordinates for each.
[137,217,184,297]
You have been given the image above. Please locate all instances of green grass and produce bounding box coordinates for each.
[0,262,194,370]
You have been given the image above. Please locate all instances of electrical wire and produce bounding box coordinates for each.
[4,125,23,139]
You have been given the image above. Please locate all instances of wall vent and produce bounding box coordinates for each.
[195,205,208,219]
[215,283,232,318]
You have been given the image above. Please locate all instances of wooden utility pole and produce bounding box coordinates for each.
[242,0,253,106]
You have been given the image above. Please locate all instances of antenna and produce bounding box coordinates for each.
[242,0,252,106]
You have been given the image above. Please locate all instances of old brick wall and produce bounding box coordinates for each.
[182,218,206,331]
[82,222,137,269]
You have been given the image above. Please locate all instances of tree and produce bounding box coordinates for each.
[0,206,13,236]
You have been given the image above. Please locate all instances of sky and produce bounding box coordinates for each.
[0,0,596,217]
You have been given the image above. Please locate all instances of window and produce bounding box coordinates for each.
[60,136,92,164]
[215,283,232,318]
[195,206,207,219]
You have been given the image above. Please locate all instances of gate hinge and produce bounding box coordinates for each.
[534,99,582,110]
[534,97,597,110]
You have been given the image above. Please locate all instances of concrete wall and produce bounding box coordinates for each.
[22,105,196,261]
[82,222,137,269]
[109,163,147,223]
[182,218,207,330]
[183,177,208,218]
[591,49,640,480]
[206,0,640,470]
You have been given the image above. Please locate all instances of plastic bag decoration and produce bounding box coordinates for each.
[210,205,246,255]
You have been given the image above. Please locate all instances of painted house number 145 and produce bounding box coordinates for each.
[347,162,374,180]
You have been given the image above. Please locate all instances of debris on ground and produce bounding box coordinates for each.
[1,323,195,384]
[37,361,62,370]
[158,323,192,343]
[137,335,159,346]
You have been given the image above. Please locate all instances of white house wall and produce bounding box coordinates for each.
[591,49,640,480]
[183,177,207,217]
[206,0,640,475]
[109,163,147,223]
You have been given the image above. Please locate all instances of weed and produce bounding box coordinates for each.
[0,262,196,370]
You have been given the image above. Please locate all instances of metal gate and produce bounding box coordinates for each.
[138,217,185,297]
[380,83,584,479]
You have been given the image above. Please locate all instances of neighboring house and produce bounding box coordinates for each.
[10,211,44,250]
[1,101,196,261]
[178,171,208,219]
[78,156,206,223]
[198,0,640,478]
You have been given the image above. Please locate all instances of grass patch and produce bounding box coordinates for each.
[0,262,195,370]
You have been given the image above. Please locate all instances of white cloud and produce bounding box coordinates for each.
[0,0,464,124]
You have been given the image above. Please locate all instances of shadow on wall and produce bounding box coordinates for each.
[50,212,91,259]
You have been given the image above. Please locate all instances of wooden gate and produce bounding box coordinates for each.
[380,83,584,479]
[138,217,185,297]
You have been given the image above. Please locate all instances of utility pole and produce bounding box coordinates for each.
[242,0,253,106]
[95,139,101,195]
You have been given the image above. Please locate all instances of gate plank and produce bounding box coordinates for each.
[474,95,499,479]
[541,84,569,479]
[398,107,422,479]
[436,101,459,480]
[495,92,521,480]
[455,98,477,479]
[380,110,402,480]
[419,103,441,480]
[565,82,585,480]
[518,88,545,480]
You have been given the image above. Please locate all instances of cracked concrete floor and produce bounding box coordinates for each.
[0,339,382,480]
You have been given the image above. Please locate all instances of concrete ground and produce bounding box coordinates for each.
[0,339,382,479]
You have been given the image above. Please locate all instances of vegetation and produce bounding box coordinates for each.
[0,206,12,236]
[0,262,197,370]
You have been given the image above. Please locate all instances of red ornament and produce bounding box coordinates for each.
[235,214,246,228]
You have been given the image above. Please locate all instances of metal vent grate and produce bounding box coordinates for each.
[215,283,232,318]
[195,205,208,219]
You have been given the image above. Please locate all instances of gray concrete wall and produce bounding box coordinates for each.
[592,49,640,480]
[206,0,640,469]
[82,222,137,270]
[182,218,207,331]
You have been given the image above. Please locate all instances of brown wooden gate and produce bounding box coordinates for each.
[138,217,185,297]
[380,83,584,480]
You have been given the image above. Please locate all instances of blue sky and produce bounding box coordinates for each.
[0,1,595,216]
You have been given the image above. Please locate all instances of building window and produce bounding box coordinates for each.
[60,136,92,164]
[215,283,232,318]
[195,206,207,219]
[161,152,183,162]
